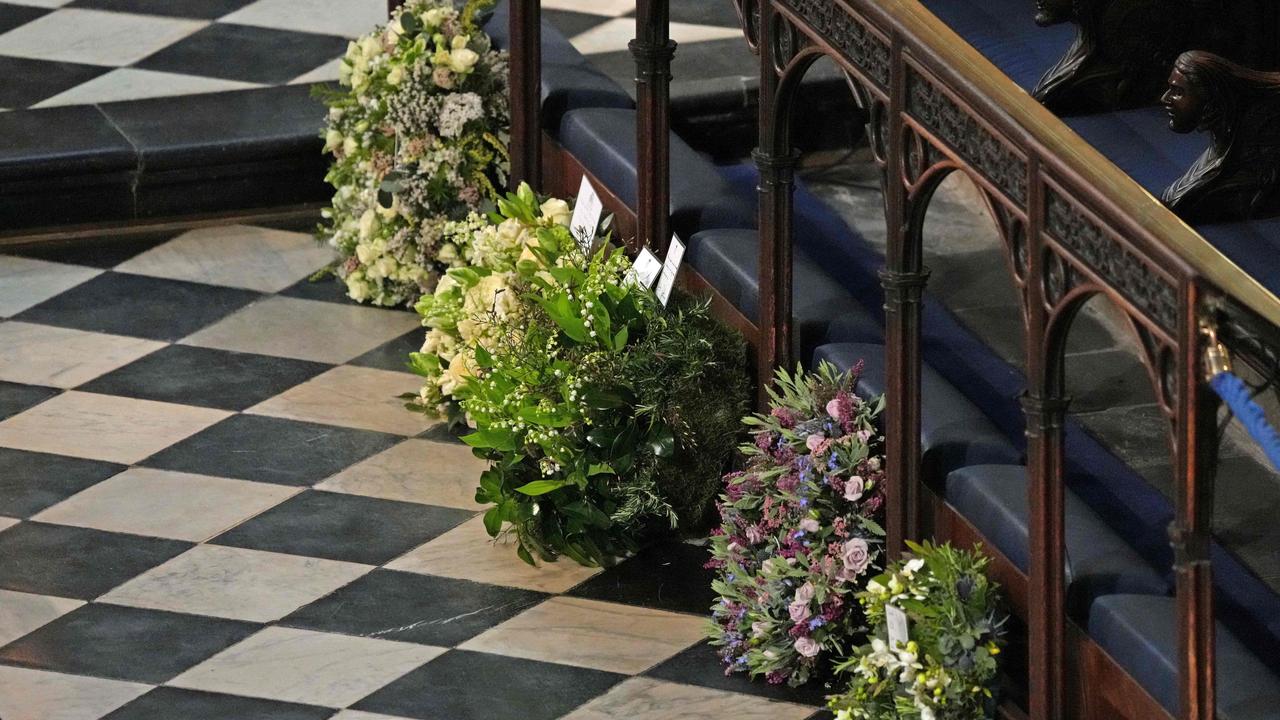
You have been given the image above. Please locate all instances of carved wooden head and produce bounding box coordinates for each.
[1034,0,1075,26]
[1162,65,1205,134]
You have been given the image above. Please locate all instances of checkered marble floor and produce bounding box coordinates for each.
[0,224,826,720]
[0,0,748,110]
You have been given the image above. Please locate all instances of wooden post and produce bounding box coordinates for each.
[1175,287,1218,720]
[880,34,926,556]
[1023,158,1067,720]
[753,0,797,404]
[631,0,674,253]
[387,0,402,16]
[508,0,542,189]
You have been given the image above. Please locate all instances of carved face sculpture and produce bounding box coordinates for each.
[1034,0,1073,26]
[1162,67,1204,134]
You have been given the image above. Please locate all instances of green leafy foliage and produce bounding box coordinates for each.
[456,220,748,567]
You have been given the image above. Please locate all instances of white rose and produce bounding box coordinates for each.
[436,242,459,263]
[424,8,447,26]
[355,242,377,265]
[434,274,459,297]
[373,256,397,279]
[540,198,572,227]
[359,35,381,60]
[345,272,371,301]
[386,65,404,86]
[342,136,358,157]
[358,208,379,240]
[449,47,479,73]
[385,18,404,42]
[437,351,474,396]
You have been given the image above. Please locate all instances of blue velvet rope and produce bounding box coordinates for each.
[1209,371,1280,472]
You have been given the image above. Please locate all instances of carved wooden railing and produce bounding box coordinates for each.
[738,0,1280,718]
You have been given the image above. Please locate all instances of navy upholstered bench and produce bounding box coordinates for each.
[1089,595,1280,719]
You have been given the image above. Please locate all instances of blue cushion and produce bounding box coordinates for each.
[483,3,633,124]
[813,343,1022,479]
[946,465,1170,613]
[685,228,882,361]
[1089,595,1280,719]
[557,108,756,238]
[918,0,1074,91]
[1063,108,1204,196]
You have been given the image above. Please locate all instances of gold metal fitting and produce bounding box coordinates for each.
[1201,321,1232,380]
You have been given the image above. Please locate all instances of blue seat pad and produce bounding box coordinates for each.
[556,107,755,238]
[686,228,883,360]
[1089,594,1280,719]
[483,3,633,124]
[814,342,1022,479]
[945,464,1170,614]
[918,0,1074,92]
[1063,108,1203,196]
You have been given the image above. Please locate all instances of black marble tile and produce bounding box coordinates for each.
[135,24,348,85]
[278,273,351,304]
[418,423,466,444]
[0,3,47,34]
[140,414,401,486]
[0,56,107,109]
[588,37,756,94]
[347,329,422,373]
[68,0,257,19]
[282,569,546,647]
[14,272,260,341]
[0,381,59,421]
[0,105,134,181]
[644,640,833,706]
[99,85,328,172]
[544,8,612,38]
[102,687,335,720]
[3,232,176,269]
[0,447,125,518]
[0,522,191,599]
[567,539,717,614]
[210,490,472,566]
[78,345,331,411]
[0,603,257,683]
[354,649,625,720]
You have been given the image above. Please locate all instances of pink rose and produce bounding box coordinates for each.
[841,538,871,577]
[794,636,820,658]
[806,434,825,453]
[794,581,815,605]
[844,475,865,502]
[788,599,811,622]
[826,397,841,420]
[799,518,820,533]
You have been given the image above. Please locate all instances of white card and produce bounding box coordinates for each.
[570,176,603,251]
[631,248,662,289]
[886,604,909,649]
[653,234,685,307]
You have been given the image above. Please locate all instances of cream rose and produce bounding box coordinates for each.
[449,47,479,73]
[539,198,572,227]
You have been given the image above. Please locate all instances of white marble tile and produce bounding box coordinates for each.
[459,596,705,674]
[170,626,444,708]
[0,391,229,464]
[0,517,16,532]
[386,515,601,593]
[315,438,485,509]
[247,365,434,436]
[0,257,99,318]
[290,57,342,84]
[0,666,150,720]
[100,544,372,622]
[570,18,742,55]
[0,322,164,388]
[0,589,84,647]
[34,68,261,108]
[221,0,389,38]
[561,677,815,720]
[542,0,634,16]
[34,467,297,541]
[331,711,417,720]
[0,9,206,66]
[114,224,334,293]
[181,296,420,364]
